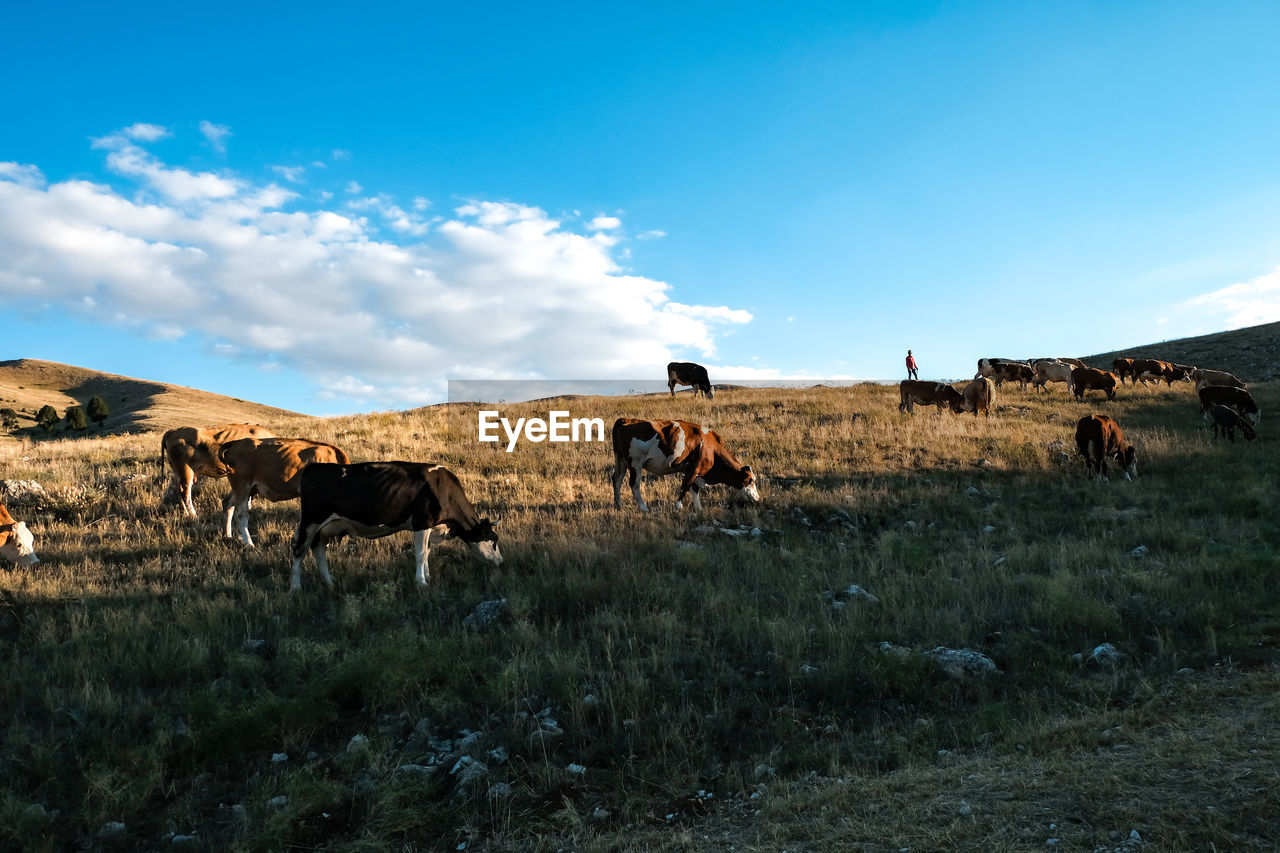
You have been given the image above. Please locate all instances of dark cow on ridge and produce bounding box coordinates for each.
[667,361,714,399]
[290,462,502,591]
[1198,385,1260,425]
[1071,367,1119,401]
[0,500,38,566]
[612,418,759,512]
[1129,358,1172,385]
[898,380,966,414]
[1074,414,1138,483]
[1208,404,1257,443]
[1112,358,1137,384]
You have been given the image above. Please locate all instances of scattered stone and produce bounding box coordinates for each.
[487,782,514,800]
[172,834,198,846]
[566,763,587,775]
[462,598,507,629]
[268,796,288,808]
[927,647,1002,678]
[754,763,776,779]
[993,556,1007,567]
[487,746,509,764]
[452,759,490,793]
[904,520,917,529]
[243,638,265,650]
[0,480,48,505]
[98,822,126,839]
[1130,545,1149,558]
[171,717,189,739]
[396,764,438,778]
[800,664,819,674]
[822,584,880,608]
[958,802,973,816]
[1090,643,1123,666]
[1177,667,1195,677]
[983,525,996,533]
[965,486,982,497]
[347,734,370,754]
[271,752,288,763]
[593,806,610,821]
[582,693,600,706]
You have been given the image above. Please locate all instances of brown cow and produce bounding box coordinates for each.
[1164,363,1196,384]
[962,376,995,417]
[611,418,759,512]
[1198,385,1260,425]
[1130,358,1172,385]
[1071,367,1119,401]
[1074,415,1138,482]
[219,437,350,546]
[1112,358,1137,384]
[0,501,38,566]
[1191,368,1246,391]
[899,380,966,414]
[1208,405,1257,443]
[161,423,277,517]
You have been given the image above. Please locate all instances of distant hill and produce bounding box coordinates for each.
[1082,320,1280,382]
[0,359,304,437]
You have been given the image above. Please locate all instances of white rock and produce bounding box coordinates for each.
[566,763,587,775]
[268,796,288,808]
[1090,643,1123,666]
[593,806,610,821]
[347,734,369,753]
[487,746,509,764]
[98,822,127,838]
[927,647,1001,678]
[462,598,507,629]
[993,556,1007,567]
[172,834,198,845]
[965,486,981,497]
[800,664,819,674]
[487,782,514,800]
[983,525,996,533]
[271,752,288,763]
[1130,545,1149,558]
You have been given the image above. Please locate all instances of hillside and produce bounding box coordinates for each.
[1,379,1277,850]
[1083,320,1280,381]
[0,358,303,436]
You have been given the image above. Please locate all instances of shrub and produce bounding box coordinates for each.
[35,405,59,433]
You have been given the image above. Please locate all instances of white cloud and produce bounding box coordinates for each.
[332,149,351,162]
[637,229,667,240]
[588,215,622,231]
[270,165,306,183]
[0,129,755,409]
[345,180,362,194]
[199,121,232,153]
[122,123,170,142]
[1184,267,1280,328]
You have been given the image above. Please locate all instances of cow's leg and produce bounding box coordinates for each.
[669,379,676,397]
[314,542,334,589]
[630,463,648,512]
[675,472,699,510]
[289,525,311,590]
[180,467,198,517]
[413,528,431,585]
[222,490,237,540]
[237,501,254,547]
[612,457,626,509]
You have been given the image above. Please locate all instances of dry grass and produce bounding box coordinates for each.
[1,379,1277,851]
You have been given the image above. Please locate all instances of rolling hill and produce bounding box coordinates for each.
[0,358,303,437]
[1082,319,1280,381]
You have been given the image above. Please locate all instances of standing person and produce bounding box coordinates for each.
[905,349,918,380]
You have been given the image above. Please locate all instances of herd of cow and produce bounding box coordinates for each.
[0,355,1262,582]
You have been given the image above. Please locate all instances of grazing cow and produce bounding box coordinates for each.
[0,501,38,566]
[160,423,277,517]
[1191,368,1246,391]
[1056,357,1088,369]
[898,380,966,415]
[1112,358,1137,384]
[978,357,1024,376]
[1208,404,1257,443]
[1198,385,1260,425]
[667,361,714,399]
[219,438,350,546]
[1128,358,1171,385]
[962,375,996,417]
[1074,414,1138,483]
[1071,367,1119,401]
[991,361,1035,389]
[612,417,759,512]
[290,462,502,590]
[1031,359,1075,393]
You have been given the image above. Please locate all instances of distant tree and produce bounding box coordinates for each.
[87,395,110,425]
[64,406,88,431]
[0,408,17,429]
[36,405,59,433]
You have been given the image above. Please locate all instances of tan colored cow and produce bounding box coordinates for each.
[1031,359,1074,393]
[0,500,38,566]
[962,376,995,417]
[1074,415,1137,482]
[161,423,277,517]
[218,437,350,546]
[1191,368,1246,391]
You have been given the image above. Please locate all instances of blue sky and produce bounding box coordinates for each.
[4,1,1280,415]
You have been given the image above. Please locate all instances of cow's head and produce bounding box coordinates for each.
[460,517,503,566]
[1238,419,1258,442]
[737,466,761,502]
[1119,446,1138,480]
[0,522,39,567]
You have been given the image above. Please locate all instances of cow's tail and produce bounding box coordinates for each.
[158,436,167,493]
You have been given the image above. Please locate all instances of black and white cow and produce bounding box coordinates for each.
[289,462,501,591]
[667,361,714,399]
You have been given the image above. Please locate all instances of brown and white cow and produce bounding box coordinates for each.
[1031,359,1075,393]
[1128,358,1170,385]
[1191,368,1246,391]
[1071,367,1119,401]
[962,376,995,417]
[1074,414,1138,483]
[1112,358,1137,384]
[218,437,349,546]
[160,423,277,517]
[992,361,1035,389]
[290,461,502,590]
[1164,363,1196,384]
[1056,357,1088,370]
[611,418,759,512]
[0,500,38,566]
[667,362,714,399]
[1198,385,1260,425]
[898,380,966,414]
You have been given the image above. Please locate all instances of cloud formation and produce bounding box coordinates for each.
[0,127,751,409]
[1186,267,1280,328]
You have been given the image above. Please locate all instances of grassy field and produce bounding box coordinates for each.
[1,379,1277,851]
